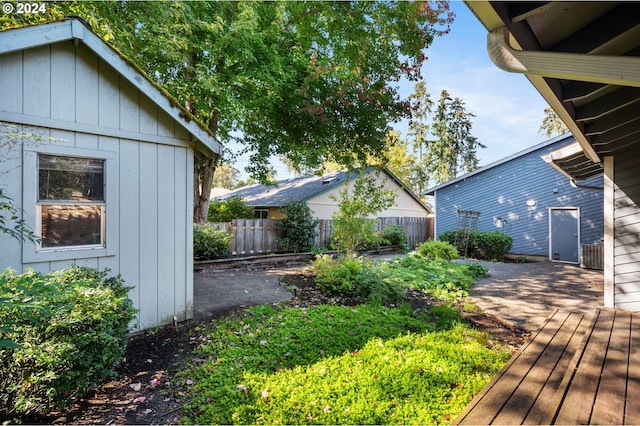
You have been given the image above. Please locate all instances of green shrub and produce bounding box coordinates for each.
[439,230,513,260]
[417,239,459,261]
[311,255,362,296]
[208,196,253,222]
[194,224,231,259]
[311,255,404,305]
[472,231,513,260]
[379,224,407,246]
[278,201,319,253]
[0,266,136,417]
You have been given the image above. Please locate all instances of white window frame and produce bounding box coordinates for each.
[23,145,117,263]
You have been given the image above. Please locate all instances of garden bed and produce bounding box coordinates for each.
[29,267,528,425]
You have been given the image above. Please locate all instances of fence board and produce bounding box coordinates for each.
[208,217,431,257]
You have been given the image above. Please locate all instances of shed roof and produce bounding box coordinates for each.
[423,133,575,195]
[0,18,220,158]
[220,168,431,213]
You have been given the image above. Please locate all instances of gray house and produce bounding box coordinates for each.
[0,19,220,330]
[425,134,604,265]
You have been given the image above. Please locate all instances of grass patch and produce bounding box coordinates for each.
[181,303,511,424]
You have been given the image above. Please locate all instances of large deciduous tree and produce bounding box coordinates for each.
[3,1,453,223]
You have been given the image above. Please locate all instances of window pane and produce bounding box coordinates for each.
[39,155,104,201]
[41,205,102,247]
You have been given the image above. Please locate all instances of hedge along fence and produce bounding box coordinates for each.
[207,217,433,257]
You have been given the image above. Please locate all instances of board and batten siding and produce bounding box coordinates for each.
[0,41,197,330]
[609,155,640,311]
[432,141,603,257]
[307,171,429,220]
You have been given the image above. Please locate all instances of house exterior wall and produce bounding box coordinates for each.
[0,42,195,331]
[432,141,604,258]
[307,171,430,220]
[607,155,640,312]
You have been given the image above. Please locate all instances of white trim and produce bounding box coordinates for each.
[548,206,581,264]
[0,111,194,149]
[23,144,117,263]
[603,156,615,308]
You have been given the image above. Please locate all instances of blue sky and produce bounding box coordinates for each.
[232,2,552,181]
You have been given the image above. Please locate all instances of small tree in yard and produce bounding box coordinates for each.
[330,171,397,255]
[279,201,319,253]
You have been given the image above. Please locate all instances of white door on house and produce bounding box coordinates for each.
[549,207,580,264]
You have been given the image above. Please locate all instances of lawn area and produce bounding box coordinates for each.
[179,255,514,424]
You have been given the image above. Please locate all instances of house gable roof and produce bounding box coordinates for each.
[221,168,431,213]
[0,18,220,158]
[424,133,575,195]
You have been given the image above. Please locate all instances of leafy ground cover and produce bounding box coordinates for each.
[28,256,529,425]
[181,303,511,424]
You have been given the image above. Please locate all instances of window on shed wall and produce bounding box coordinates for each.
[37,154,105,249]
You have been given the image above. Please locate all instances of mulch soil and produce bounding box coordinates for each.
[27,272,529,425]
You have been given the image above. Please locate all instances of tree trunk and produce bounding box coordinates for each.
[193,157,218,223]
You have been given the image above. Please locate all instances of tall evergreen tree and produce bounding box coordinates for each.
[405,87,485,188]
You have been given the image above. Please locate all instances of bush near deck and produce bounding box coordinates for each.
[0,267,136,418]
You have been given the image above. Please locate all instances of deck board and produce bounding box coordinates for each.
[455,310,588,425]
[455,307,640,425]
[591,310,630,424]
[626,314,640,424]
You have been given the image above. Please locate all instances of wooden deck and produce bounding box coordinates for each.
[455,307,640,425]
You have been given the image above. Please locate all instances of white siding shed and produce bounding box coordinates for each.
[0,19,220,331]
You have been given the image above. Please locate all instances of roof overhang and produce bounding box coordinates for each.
[467,1,640,177]
[541,141,603,182]
[0,19,221,159]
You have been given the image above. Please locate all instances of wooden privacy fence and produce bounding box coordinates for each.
[209,217,433,256]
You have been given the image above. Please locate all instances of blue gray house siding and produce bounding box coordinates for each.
[427,135,604,257]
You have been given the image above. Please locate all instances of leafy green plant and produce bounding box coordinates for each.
[384,255,482,301]
[439,230,513,261]
[379,224,407,246]
[0,188,39,244]
[0,266,136,417]
[208,196,254,222]
[311,255,363,296]
[278,201,319,253]
[417,239,459,261]
[194,223,231,259]
[311,255,405,305]
[181,303,511,425]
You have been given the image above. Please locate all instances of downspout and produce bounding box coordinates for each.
[569,179,603,192]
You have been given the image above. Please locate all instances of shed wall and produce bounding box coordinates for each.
[0,42,196,330]
[433,141,603,257]
[613,155,640,311]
